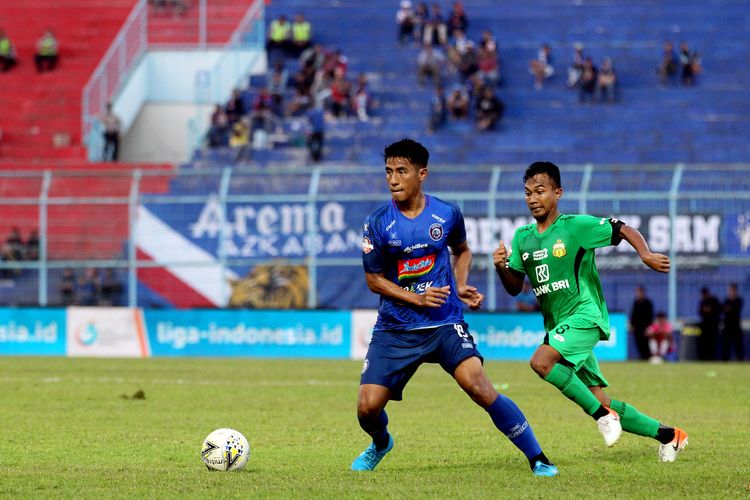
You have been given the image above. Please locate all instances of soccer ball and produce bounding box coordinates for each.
[201,428,250,471]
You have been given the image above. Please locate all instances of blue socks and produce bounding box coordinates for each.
[485,394,543,461]
[358,409,390,450]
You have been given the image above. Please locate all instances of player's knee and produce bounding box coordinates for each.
[529,357,551,378]
[356,396,382,419]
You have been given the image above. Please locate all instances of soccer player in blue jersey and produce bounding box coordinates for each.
[351,139,558,476]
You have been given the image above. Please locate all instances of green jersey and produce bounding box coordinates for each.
[508,214,624,339]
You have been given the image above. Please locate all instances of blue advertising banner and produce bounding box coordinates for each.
[144,309,351,358]
[467,312,628,361]
[0,308,66,356]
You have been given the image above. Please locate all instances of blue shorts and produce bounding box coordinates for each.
[360,322,483,401]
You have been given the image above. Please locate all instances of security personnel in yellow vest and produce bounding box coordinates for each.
[0,29,18,72]
[35,29,59,73]
[266,14,292,57]
[291,13,313,56]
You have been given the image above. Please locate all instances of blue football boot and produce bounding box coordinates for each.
[351,435,394,471]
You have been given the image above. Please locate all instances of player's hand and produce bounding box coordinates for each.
[493,241,509,271]
[642,252,670,273]
[417,285,451,308]
[458,285,484,310]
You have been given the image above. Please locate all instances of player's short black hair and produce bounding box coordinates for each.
[383,138,429,169]
[524,161,561,188]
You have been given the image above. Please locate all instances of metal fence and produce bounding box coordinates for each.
[0,164,748,324]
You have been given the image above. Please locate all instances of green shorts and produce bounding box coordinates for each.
[546,317,609,388]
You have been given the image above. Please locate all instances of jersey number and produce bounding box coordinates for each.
[454,324,468,338]
[553,324,569,343]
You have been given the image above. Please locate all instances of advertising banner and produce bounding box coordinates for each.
[349,311,627,362]
[66,307,148,358]
[0,308,66,356]
[144,309,351,358]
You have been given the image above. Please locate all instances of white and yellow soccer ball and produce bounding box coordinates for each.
[201,428,250,471]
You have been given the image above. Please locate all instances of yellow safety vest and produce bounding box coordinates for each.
[39,35,58,56]
[292,22,311,42]
[0,38,10,56]
[269,21,291,42]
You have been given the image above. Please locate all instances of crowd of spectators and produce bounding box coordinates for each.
[59,267,124,306]
[0,227,39,279]
[399,1,504,133]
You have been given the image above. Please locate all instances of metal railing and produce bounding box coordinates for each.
[0,164,748,324]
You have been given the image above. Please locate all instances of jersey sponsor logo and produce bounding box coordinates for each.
[552,239,567,258]
[522,252,529,261]
[403,280,434,293]
[429,223,444,241]
[363,222,369,233]
[533,278,570,296]
[431,214,446,223]
[388,239,401,246]
[362,237,374,254]
[535,264,549,283]
[533,248,548,260]
[397,254,436,281]
[404,242,428,253]
[385,220,396,231]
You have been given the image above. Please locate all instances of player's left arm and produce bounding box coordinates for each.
[451,240,484,310]
[619,224,670,273]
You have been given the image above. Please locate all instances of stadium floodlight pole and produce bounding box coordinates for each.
[38,170,52,306]
[486,166,501,311]
[128,169,143,307]
[667,163,685,326]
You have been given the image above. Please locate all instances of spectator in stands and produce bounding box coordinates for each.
[299,44,326,75]
[595,57,617,103]
[0,29,18,72]
[6,227,23,261]
[100,102,122,162]
[422,3,447,46]
[25,229,39,261]
[291,13,313,57]
[395,0,416,44]
[412,2,429,44]
[207,109,230,148]
[657,41,678,86]
[566,43,585,88]
[447,36,478,82]
[353,73,372,122]
[678,41,700,86]
[287,87,313,117]
[59,268,77,305]
[721,282,744,361]
[417,44,445,88]
[476,44,500,87]
[578,57,597,102]
[306,106,325,162]
[427,85,447,133]
[515,280,539,312]
[446,85,470,120]
[329,67,353,118]
[697,286,721,360]
[446,1,468,39]
[645,312,674,364]
[266,14,292,61]
[249,88,275,149]
[0,243,19,279]
[268,62,289,117]
[479,30,497,52]
[229,119,251,161]
[474,85,504,131]
[35,29,59,73]
[529,43,553,89]
[78,268,102,306]
[100,269,123,306]
[225,88,246,125]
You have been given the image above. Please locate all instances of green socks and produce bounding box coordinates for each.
[609,399,660,438]
[543,363,602,416]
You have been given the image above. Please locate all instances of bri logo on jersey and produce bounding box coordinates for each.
[397,254,436,281]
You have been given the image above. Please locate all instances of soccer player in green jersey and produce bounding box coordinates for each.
[493,161,688,462]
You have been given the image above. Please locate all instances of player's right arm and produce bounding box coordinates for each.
[365,272,451,308]
[493,240,525,296]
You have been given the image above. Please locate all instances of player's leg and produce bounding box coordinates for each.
[356,383,392,452]
[440,323,557,476]
[529,325,621,446]
[580,359,688,462]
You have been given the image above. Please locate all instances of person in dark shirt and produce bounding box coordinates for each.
[721,283,744,361]
[698,287,721,360]
[630,284,654,360]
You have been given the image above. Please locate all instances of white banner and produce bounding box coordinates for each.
[350,310,377,360]
[66,307,148,358]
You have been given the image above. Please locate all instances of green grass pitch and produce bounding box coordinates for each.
[0,357,748,498]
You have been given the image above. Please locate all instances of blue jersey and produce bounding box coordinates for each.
[362,195,467,331]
